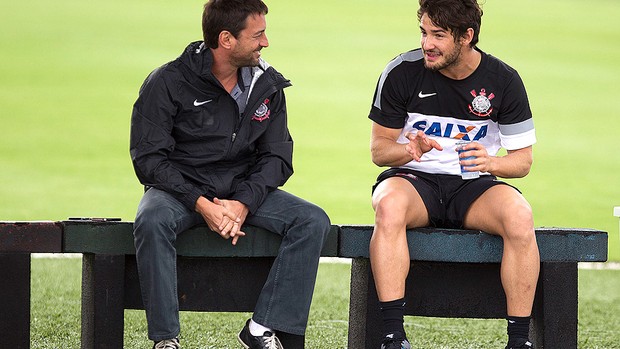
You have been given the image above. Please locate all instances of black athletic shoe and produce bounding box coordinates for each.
[380,332,411,349]
[237,319,284,349]
[505,338,534,349]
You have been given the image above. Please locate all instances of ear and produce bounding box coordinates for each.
[460,27,475,46]
[218,30,235,50]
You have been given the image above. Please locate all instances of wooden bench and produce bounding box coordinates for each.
[0,221,63,349]
[339,226,608,349]
[61,220,339,349]
[0,221,609,349]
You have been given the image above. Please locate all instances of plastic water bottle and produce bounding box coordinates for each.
[456,141,480,180]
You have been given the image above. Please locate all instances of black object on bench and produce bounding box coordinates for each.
[62,220,339,349]
[339,226,608,349]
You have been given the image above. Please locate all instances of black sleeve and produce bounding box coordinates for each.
[497,71,533,126]
[368,65,409,129]
[230,90,294,213]
[129,68,203,210]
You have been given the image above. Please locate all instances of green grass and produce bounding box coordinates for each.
[32,258,620,348]
[3,1,620,346]
[1,0,619,259]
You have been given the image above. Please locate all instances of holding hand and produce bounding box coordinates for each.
[195,196,247,245]
[457,142,492,173]
[213,198,249,245]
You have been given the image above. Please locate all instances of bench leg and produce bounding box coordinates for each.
[80,254,126,349]
[347,259,510,349]
[531,262,578,349]
[0,253,30,349]
[347,258,381,349]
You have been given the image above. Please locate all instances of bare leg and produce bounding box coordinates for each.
[370,177,429,301]
[464,185,540,316]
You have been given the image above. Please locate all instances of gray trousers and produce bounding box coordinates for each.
[133,188,331,341]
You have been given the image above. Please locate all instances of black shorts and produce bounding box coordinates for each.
[372,168,520,229]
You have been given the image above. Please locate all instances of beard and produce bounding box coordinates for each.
[424,41,462,72]
[231,48,262,68]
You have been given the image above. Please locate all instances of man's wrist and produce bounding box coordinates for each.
[195,196,212,212]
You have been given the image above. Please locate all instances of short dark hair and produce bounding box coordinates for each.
[202,0,269,49]
[417,0,483,47]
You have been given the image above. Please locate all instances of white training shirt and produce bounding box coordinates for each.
[369,48,536,176]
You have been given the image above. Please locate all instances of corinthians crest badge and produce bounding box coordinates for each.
[252,98,271,122]
[468,88,494,117]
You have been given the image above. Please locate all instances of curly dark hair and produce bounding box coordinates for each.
[202,0,269,49]
[417,0,483,47]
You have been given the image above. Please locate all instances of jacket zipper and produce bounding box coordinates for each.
[230,83,279,144]
[224,73,290,158]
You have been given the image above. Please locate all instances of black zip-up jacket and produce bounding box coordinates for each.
[130,41,293,213]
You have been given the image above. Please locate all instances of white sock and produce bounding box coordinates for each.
[249,319,272,336]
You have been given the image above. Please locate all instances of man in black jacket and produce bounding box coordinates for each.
[130,1,330,348]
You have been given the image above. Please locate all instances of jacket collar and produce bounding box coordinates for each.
[179,41,290,91]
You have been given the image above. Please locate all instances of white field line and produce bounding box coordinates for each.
[319,258,620,270]
[32,253,81,258]
[31,254,620,270]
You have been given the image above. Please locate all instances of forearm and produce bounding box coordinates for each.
[233,97,294,212]
[488,148,533,178]
[232,155,292,213]
[195,195,214,213]
[370,137,412,167]
[131,101,203,209]
[132,155,203,210]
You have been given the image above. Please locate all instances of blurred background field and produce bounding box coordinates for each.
[1,0,618,258]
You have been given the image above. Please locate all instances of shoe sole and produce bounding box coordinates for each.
[237,331,251,349]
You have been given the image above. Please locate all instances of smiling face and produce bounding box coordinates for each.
[229,13,269,68]
[419,13,463,72]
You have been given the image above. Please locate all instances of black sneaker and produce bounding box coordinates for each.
[505,338,534,349]
[380,332,411,349]
[237,319,284,349]
[153,338,180,349]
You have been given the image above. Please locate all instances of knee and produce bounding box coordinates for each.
[301,203,331,236]
[502,201,535,244]
[134,202,179,244]
[373,192,409,230]
[136,203,174,230]
[282,202,331,253]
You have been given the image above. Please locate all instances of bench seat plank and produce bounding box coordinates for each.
[0,221,62,253]
[338,226,608,262]
[63,221,339,257]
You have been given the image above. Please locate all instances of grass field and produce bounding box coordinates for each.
[1,0,619,258]
[2,1,620,347]
[31,258,620,348]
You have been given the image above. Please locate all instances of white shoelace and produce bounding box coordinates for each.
[262,333,283,349]
[154,338,180,349]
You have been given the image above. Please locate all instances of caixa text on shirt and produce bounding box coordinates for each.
[412,121,488,142]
